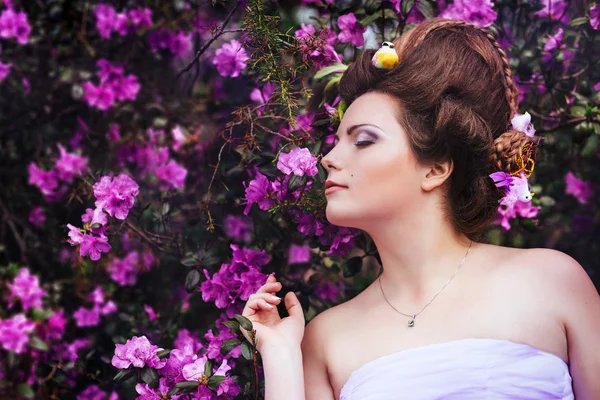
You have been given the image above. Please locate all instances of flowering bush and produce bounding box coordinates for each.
[0,0,598,398]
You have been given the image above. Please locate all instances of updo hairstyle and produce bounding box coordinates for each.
[334,18,537,240]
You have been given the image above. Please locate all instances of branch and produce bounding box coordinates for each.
[176,0,243,79]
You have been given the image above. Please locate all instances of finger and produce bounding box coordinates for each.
[249,292,282,304]
[285,291,304,320]
[256,281,282,295]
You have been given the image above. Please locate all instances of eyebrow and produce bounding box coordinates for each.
[333,123,380,141]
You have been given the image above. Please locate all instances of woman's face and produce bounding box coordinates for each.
[321,91,425,229]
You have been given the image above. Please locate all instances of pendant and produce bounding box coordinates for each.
[408,315,415,327]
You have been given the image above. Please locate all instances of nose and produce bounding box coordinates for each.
[321,149,340,172]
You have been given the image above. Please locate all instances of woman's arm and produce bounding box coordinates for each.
[546,250,600,400]
[261,341,305,400]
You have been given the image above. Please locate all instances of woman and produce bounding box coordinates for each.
[241,18,600,399]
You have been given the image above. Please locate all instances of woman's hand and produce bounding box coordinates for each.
[241,274,305,354]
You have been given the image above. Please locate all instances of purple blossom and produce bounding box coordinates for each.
[174,329,203,353]
[77,384,106,400]
[212,39,250,78]
[276,147,318,177]
[7,268,46,311]
[89,286,105,306]
[565,171,594,205]
[28,162,59,197]
[392,0,426,23]
[66,224,112,261]
[106,123,121,142]
[93,173,139,220]
[81,207,108,231]
[144,304,157,321]
[250,81,277,105]
[544,28,564,52]
[534,0,568,23]
[94,4,116,38]
[242,172,274,215]
[156,160,188,190]
[58,338,91,363]
[112,335,167,369]
[0,8,31,44]
[337,13,366,47]
[294,24,342,68]
[0,61,11,82]
[73,306,101,327]
[82,81,115,111]
[44,309,66,341]
[128,8,153,30]
[314,279,344,302]
[591,4,600,30]
[201,269,237,309]
[439,0,497,27]
[160,344,199,384]
[55,144,89,182]
[181,355,209,381]
[0,314,35,354]
[510,112,536,137]
[496,199,541,231]
[224,214,253,242]
[135,378,176,400]
[108,250,140,286]
[171,125,187,152]
[100,300,117,315]
[28,206,46,227]
[204,325,240,361]
[288,243,311,264]
[82,60,140,110]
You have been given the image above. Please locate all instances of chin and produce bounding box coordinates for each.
[325,204,365,230]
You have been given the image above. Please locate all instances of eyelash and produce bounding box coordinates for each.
[355,140,374,147]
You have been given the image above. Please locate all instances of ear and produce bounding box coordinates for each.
[421,159,453,192]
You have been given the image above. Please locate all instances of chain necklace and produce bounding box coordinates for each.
[378,240,473,328]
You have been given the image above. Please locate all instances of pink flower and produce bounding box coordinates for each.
[0,314,36,354]
[337,13,366,47]
[510,112,536,137]
[144,304,157,321]
[181,356,209,381]
[93,173,139,220]
[77,384,106,400]
[128,8,153,30]
[81,207,108,231]
[544,28,564,52]
[88,286,105,306]
[224,215,253,242]
[212,39,250,78]
[565,171,594,205]
[276,147,318,177]
[0,9,31,44]
[55,144,89,183]
[242,172,274,215]
[82,81,115,111]
[171,125,187,152]
[534,0,568,23]
[44,309,66,340]
[28,206,46,227]
[108,250,140,286]
[73,306,101,327]
[111,335,167,369]
[94,4,117,38]
[288,243,311,264]
[7,268,46,311]
[0,61,11,82]
[156,160,187,190]
[591,4,600,30]
[439,0,497,27]
[27,162,59,197]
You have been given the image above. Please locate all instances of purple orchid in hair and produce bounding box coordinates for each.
[489,171,533,207]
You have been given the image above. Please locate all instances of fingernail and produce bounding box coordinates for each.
[267,304,274,308]
[270,295,280,301]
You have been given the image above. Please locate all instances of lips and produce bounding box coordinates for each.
[325,180,347,189]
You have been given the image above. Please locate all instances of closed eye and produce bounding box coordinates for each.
[355,140,374,147]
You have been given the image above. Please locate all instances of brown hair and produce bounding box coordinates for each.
[335,18,537,240]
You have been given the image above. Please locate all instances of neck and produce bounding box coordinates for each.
[363,212,475,306]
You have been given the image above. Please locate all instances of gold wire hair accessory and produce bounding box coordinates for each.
[510,141,537,179]
[371,41,399,69]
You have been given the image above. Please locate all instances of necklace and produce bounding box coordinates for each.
[378,240,473,327]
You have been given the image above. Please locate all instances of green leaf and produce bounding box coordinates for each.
[569,17,589,27]
[161,202,170,216]
[241,341,254,360]
[401,0,416,17]
[29,336,49,351]
[113,368,134,382]
[343,256,364,278]
[16,383,34,399]
[234,314,253,331]
[222,319,240,334]
[207,375,227,390]
[168,381,200,396]
[184,269,201,293]
[359,13,382,26]
[581,134,599,157]
[288,174,307,192]
[141,367,159,389]
[313,63,348,80]
[311,140,323,157]
[323,74,342,93]
[204,359,213,378]
[570,105,586,117]
[220,338,241,355]
[157,349,171,359]
[417,0,434,18]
